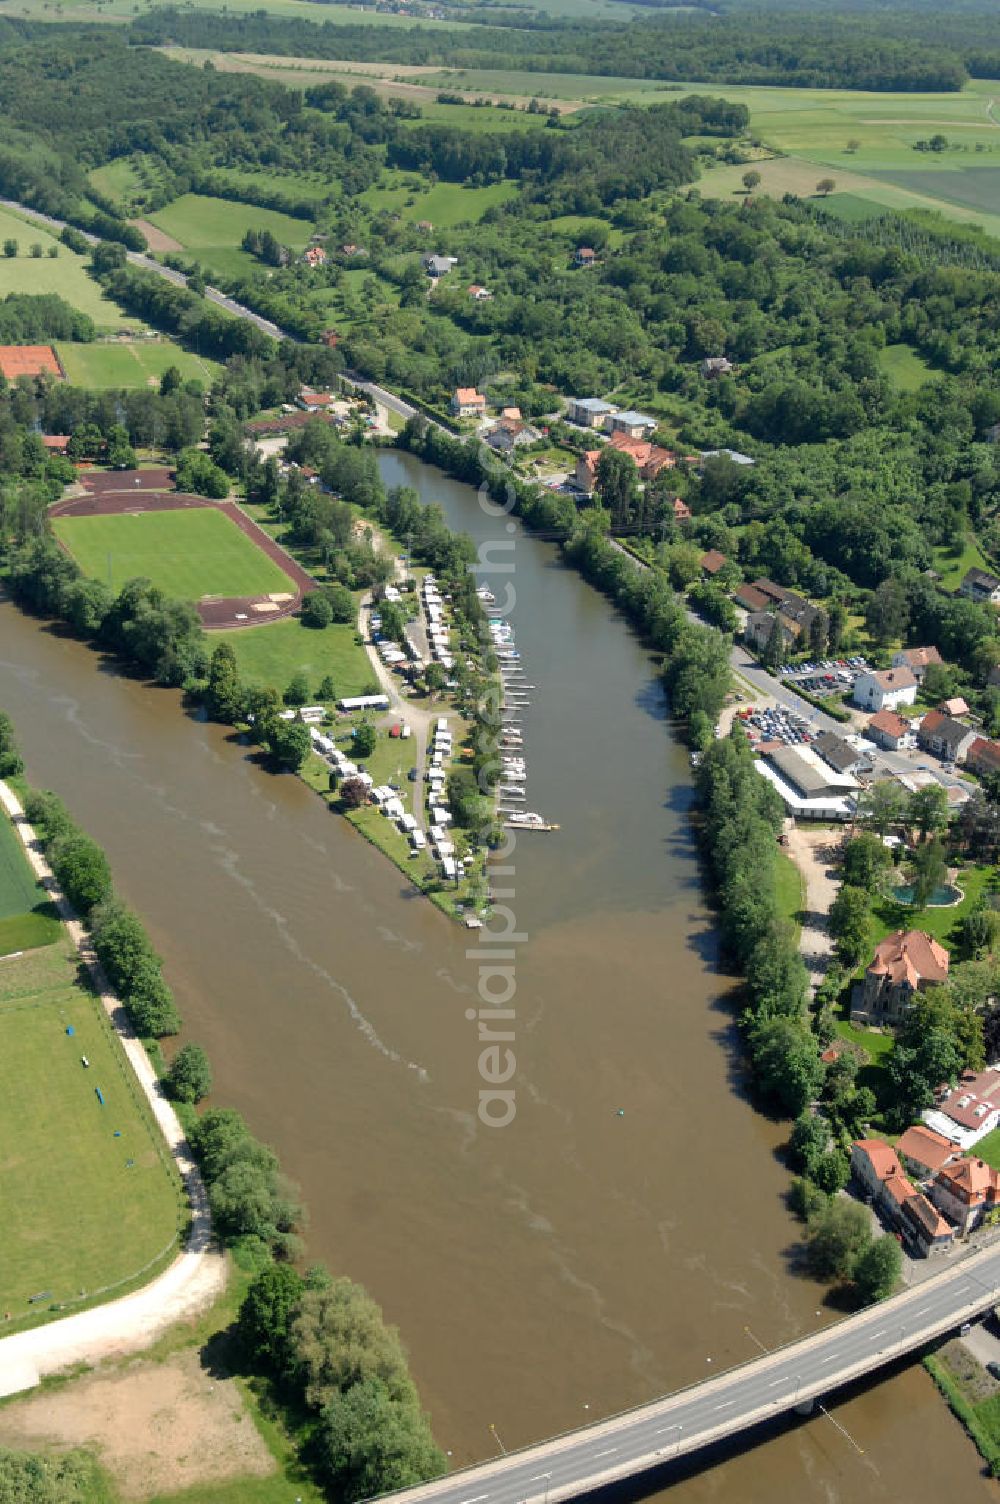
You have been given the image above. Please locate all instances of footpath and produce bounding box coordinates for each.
[0,782,225,1399]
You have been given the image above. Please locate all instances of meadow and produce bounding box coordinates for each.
[214,615,373,700]
[0,808,61,957]
[147,194,315,279]
[0,206,137,329]
[359,173,518,226]
[57,340,222,390]
[53,508,293,599]
[0,926,182,1327]
[877,343,934,392]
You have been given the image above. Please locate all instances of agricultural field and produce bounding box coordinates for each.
[0,808,61,958]
[56,339,221,390]
[205,166,335,204]
[0,914,181,1327]
[359,173,518,226]
[215,616,373,700]
[88,157,144,206]
[146,194,314,279]
[0,205,137,330]
[53,507,293,599]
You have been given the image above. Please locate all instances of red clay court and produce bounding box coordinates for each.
[51,469,316,630]
[0,344,63,381]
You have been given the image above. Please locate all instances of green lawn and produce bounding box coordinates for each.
[57,339,221,390]
[53,507,293,599]
[359,174,517,226]
[0,936,182,1326]
[972,1125,1000,1170]
[0,810,61,958]
[878,342,934,391]
[774,849,805,938]
[932,533,993,592]
[216,616,373,700]
[870,864,995,950]
[148,194,314,278]
[0,206,135,330]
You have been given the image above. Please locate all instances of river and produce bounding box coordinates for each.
[0,450,992,1502]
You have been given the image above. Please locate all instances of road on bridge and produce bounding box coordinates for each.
[388,1242,1000,1504]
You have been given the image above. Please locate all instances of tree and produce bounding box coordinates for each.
[49,832,112,915]
[741,169,762,191]
[326,583,355,623]
[909,783,949,843]
[865,577,909,646]
[317,1379,447,1502]
[165,1042,212,1103]
[595,446,640,529]
[852,1234,902,1304]
[749,1016,823,1116]
[339,776,369,808]
[788,1112,829,1177]
[206,642,243,723]
[846,138,861,153]
[105,423,136,471]
[238,1262,305,1375]
[291,1278,415,1411]
[301,592,333,630]
[175,449,229,500]
[805,1198,872,1281]
[842,832,891,893]
[816,178,836,196]
[808,607,829,659]
[353,719,377,758]
[828,884,871,969]
[2,239,16,258]
[29,242,42,259]
[265,720,310,771]
[859,780,906,839]
[908,836,948,910]
[762,614,785,670]
[317,674,337,701]
[812,1148,850,1195]
[284,672,310,707]
[160,365,182,397]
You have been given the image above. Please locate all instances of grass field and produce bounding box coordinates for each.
[57,340,221,390]
[0,809,61,958]
[147,194,314,279]
[360,174,517,226]
[0,934,182,1325]
[53,508,292,599]
[877,342,934,391]
[216,616,373,699]
[932,534,993,592]
[0,205,136,330]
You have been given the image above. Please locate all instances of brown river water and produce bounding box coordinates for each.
[0,449,994,1502]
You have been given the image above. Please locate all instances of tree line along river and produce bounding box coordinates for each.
[0,449,991,1503]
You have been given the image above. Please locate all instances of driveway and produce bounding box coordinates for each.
[783,823,841,987]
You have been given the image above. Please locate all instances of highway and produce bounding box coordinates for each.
[385,1242,1000,1504]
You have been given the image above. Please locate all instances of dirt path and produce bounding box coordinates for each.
[0,783,225,1400]
[784,822,842,989]
[130,218,183,254]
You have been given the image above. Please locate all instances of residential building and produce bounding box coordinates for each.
[575,449,602,494]
[468,284,492,300]
[699,447,755,468]
[575,432,677,494]
[966,737,1000,778]
[297,389,336,412]
[892,646,943,683]
[341,243,367,257]
[566,397,617,429]
[854,929,949,1024]
[852,666,918,713]
[900,1192,955,1257]
[501,406,521,421]
[939,697,970,718]
[303,245,327,267]
[608,410,658,440]
[673,496,692,523]
[734,582,772,614]
[483,418,540,454]
[699,549,728,577]
[867,709,912,750]
[813,731,872,778]
[930,1157,1000,1235]
[0,345,63,381]
[416,219,434,233]
[40,434,70,453]
[925,1067,1000,1150]
[450,387,486,418]
[744,611,798,654]
[916,709,977,764]
[961,567,1000,604]
[319,329,340,348]
[701,356,734,378]
[851,1139,905,1202]
[896,1125,957,1180]
[423,254,457,278]
[574,246,596,266]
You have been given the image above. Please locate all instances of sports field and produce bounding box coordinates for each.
[53,507,294,598]
[0,809,61,957]
[0,205,137,330]
[56,340,221,390]
[216,615,373,699]
[0,935,182,1325]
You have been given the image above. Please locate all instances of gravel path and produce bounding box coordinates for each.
[784,823,841,988]
[0,783,225,1399]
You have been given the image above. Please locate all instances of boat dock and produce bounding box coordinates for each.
[485,604,557,835]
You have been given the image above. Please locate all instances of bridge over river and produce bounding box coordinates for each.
[387,1243,1000,1504]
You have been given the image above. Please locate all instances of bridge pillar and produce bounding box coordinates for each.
[794,1399,815,1416]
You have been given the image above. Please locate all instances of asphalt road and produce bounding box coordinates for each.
[387,1242,1000,1504]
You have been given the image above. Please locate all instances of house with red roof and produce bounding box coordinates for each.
[892,645,943,683]
[966,737,1000,778]
[925,1066,1000,1150]
[930,1155,1000,1235]
[896,1124,957,1180]
[867,709,912,750]
[854,929,949,1024]
[450,387,486,418]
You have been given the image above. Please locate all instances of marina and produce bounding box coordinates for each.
[486,606,556,834]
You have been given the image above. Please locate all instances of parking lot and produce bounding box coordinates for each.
[780,656,871,699]
[737,704,816,746]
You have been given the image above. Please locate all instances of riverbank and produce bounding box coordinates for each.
[0,780,224,1395]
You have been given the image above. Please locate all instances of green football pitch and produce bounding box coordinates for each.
[53,506,294,599]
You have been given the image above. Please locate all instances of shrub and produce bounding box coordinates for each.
[166,1042,212,1103]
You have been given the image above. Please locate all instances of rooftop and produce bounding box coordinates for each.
[896,646,943,670]
[896,1125,956,1175]
[868,709,911,740]
[934,1155,1000,1205]
[700,549,728,575]
[867,929,949,990]
[870,666,918,692]
[853,1138,903,1182]
[767,744,858,797]
[934,1068,1000,1132]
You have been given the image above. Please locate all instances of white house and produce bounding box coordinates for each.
[852,666,918,713]
[924,1067,1000,1150]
